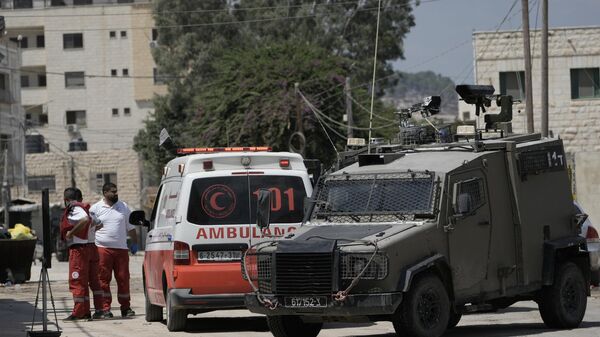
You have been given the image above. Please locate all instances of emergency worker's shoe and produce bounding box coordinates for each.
[62,314,92,322]
[121,308,135,318]
[92,310,105,319]
[102,311,114,318]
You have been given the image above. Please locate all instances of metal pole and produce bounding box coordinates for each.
[70,157,76,187]
[521,0,534,133]
[2,149,9,227]
[345,77,354,139]
[541,0,549,137]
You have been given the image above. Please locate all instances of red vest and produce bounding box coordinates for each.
[60,202,91,241]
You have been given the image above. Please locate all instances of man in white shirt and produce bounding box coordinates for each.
[91,182,138,318]
[61,187,92,321]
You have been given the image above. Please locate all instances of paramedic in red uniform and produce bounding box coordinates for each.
[74,188,105,319]
[61,187,92,321]
[91,182,138,318]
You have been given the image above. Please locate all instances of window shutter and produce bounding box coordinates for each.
[570,69,579,99]
[594,68,600,97]
[499,72,506,95]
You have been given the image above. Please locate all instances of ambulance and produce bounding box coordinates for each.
[129,147,314,331]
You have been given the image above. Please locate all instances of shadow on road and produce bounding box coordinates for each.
[0,298,64,337]
[174,316,269,333]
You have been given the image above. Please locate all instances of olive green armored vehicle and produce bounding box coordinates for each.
[243,86,591,337]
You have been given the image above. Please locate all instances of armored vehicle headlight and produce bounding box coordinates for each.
[341,253,388,280]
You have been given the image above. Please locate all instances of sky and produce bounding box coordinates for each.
[393,0,600,83]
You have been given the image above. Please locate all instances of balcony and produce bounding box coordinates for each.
[21,87,47,106]
[21,49,46,67]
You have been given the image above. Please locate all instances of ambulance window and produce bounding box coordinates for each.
[187,176,306,225]
[155,181,181,228]
[149,185,163,223]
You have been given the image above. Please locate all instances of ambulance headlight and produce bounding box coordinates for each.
[341,253,388,280]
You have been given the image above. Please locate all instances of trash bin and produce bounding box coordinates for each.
[0,238,37,283]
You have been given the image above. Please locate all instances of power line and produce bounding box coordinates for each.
[7,0,442,33]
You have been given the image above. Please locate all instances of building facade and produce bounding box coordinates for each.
[468,26,600,222]
[2,0,166,207]
[0,41,26,199]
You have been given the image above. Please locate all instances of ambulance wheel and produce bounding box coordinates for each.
[144,286,162,322]
[392,273,450,337]
[267,315,322,337]
[538,262,587,329]
[166,291,187,331]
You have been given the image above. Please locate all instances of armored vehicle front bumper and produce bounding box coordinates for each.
[245,292,403,316]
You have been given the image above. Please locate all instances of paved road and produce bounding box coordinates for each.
[1,254,599,337]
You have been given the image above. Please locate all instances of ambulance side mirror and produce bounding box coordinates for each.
[256,189,271,230]
[129,210,150,227]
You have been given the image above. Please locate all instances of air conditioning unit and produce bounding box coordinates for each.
[67,124,79,133]
[149,41,158,49]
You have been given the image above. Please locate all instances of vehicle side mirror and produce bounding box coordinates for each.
[573,212,588,232]
[129,210,150,227]
[256,189,271,230]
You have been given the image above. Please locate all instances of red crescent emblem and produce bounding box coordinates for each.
[210,192,225,211]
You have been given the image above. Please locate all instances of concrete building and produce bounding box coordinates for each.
[2,0,167,207]
[0,41,26,200]
[467,26,600,222]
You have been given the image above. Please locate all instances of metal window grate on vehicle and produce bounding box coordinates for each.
[242,252,273,293]
[341,253,388,280]
[312,172,437,223]
[275,253,333,295]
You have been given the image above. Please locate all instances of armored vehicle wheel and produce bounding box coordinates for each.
[447,308,462,329]
[267,315,322,337]
[393,274,450,337]
[538,262,587,329]
[166,291,187,331]
[144,285,163,322]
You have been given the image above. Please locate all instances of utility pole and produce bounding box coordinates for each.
[2,149,10,227]
[541,0,549,137]
[344,77,354,139]
[521,0,534,133]
[294,83,303,135]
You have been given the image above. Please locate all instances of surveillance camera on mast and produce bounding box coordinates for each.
[456,85,519,132]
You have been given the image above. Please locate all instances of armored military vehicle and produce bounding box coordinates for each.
[243,86,591,337]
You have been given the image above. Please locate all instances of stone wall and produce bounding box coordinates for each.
[22,149,142,209]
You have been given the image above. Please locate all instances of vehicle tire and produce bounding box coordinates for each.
[393,274,450,337]
[591,269,600,287]
[267,315,322,337]
[55,235,68,262]
[447,308,462,329]
[144,286,163,322]
[538,262,587,329]
[166,290,187,331]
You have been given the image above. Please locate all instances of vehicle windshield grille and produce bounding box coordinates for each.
[311,172,436,223]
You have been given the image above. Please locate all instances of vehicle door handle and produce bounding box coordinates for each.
[148,234,153,238]
[479,220,490,226]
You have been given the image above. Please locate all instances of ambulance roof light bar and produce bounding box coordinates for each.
[176,147,272,155]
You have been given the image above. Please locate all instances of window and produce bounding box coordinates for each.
[28,176,56,192]
[123,108,131,116]
[462,111,471,121]
[65,71,85,87]
[13,0,33,9]
[117,0,134,3]
[0,73,6,90]
[120,31,127,38]
[571,68,600,99]
[122,69,129,76]
[73,0,93,5]
[112,108,119,116]
[110,69,117,77]
[109,31,116,39]
[66,110,86,126]
[0,134,8,152]
[39,114,48,125]
[499,71,526,100]
[21,75,30,88]
[36,35,45,48]
[50,0,66,6]
[10,36,28,48]
[153,68,167,85]
[453,177,485,215]
[95,173,117,193]
[152,28,158,41]
[38,74,46,87]
[63,33,83,49]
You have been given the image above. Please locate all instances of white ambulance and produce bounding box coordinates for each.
[130,147,313,331]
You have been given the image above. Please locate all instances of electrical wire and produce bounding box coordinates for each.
[298,90,342,157]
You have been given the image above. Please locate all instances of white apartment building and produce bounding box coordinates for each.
[464,26,600,222]
[2,0,167,207]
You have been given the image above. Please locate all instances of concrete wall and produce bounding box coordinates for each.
[574,152,600,225]
[22,148,142,209]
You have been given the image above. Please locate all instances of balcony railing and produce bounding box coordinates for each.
[0,0,149,9]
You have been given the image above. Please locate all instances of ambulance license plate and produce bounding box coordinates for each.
[284,296,327,308]
[198,250,242,261]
